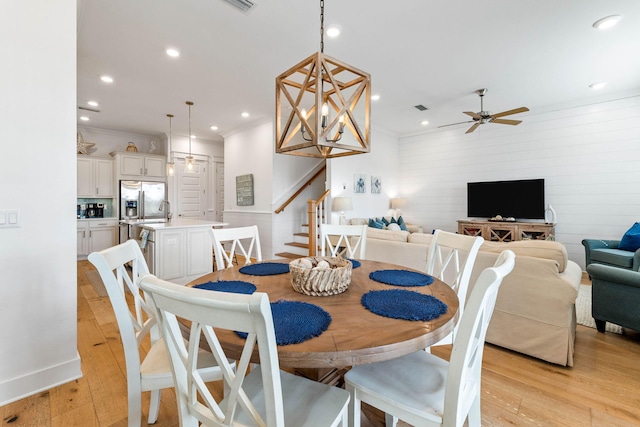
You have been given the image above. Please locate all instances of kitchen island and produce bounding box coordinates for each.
[138,218,228,285]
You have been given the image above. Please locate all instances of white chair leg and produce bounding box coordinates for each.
[385,412,398,427]
[468,394,481,427]
[147,389,161,424]
[346,383,360,427]
[128,384,142,427]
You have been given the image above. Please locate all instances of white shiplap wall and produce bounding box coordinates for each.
[398,93,640,270]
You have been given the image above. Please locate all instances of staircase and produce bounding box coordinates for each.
[276,224,314,260]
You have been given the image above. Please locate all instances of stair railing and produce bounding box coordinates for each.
[274,165,326,214]
[308,189,330,256]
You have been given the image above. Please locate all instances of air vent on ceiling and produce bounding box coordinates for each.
[414,104,429,111]
[78,106,100,113]
[222,0,256,13]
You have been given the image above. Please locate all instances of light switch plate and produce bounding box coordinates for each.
[0,210,20,228]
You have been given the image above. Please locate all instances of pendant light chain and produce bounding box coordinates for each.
[320,0,324,53]
[187,102,192,156]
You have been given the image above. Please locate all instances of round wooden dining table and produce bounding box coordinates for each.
[186,259,459,372]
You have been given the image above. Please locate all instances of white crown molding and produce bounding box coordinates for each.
[78,125,160,140]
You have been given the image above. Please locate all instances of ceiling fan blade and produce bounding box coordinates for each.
[491,118,522,125]
[437,120,475,128]
[466,123,481,134]
[492,107,529,118]
[463,111,481,119]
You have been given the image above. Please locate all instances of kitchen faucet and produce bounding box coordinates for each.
[159,200,172,221]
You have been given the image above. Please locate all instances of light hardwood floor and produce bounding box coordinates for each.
[2,261,640,426]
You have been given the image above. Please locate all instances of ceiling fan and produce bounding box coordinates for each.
[438,88,529,134]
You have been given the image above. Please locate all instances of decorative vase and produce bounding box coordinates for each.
[545,204,557,224]
[126,142,138,152]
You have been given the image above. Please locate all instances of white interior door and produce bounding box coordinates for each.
[215,162,224,222]
[176,159,205,219]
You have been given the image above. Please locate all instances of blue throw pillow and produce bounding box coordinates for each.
[619,222,640,251]
[390,217,397,224]
[368,218,384,229]
[381,217,390,226]
[397,216,408,231]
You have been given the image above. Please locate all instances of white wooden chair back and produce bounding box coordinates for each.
[210,225,262,270]
[320,224,368,259]
[88,240,159,424]
[427,231,484,309]
[139,277,286,426]
[444,250,515,426]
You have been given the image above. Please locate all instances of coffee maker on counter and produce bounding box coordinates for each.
[85,203,105,218]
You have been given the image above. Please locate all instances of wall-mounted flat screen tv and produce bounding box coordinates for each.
[467,179,545,220]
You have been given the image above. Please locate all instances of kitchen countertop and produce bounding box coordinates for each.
[78,217,118,221]
[138,218,228,230]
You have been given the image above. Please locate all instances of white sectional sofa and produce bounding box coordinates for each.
[355,223,582,367]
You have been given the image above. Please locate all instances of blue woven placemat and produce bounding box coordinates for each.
[361,289,448,321]
[236,300,331,345]
[194,280,256,294]
[348,259,361,269]
[239,262,290,276]
[369,269,434,287]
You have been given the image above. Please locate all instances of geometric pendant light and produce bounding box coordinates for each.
[275,0,371,158]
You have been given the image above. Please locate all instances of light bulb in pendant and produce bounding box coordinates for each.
[321,102,329,128]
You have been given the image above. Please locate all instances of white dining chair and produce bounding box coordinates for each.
[139,275,351,427]
[345,250,515,427]
[426,229,484,346]
[210,225,263,270]
[88,240,226,426]
[320,224,368,259]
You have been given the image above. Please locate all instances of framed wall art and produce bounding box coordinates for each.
[371,175,381,194]
[354,174,366,194]
[236,174,254,206]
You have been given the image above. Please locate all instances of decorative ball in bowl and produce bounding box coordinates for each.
[289,256,352,296]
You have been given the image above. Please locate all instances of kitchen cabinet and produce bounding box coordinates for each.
[111,152,166,179]
[140,219,226,284]
[77,157,114,197]
[77,219,117,258]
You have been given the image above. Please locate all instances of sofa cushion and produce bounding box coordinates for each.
[619,222,640,251]
[350,218,368,226]
[590,248,635,269]
[387,223,401,231]
[480,240,568,273]
[408,232,433,246]
[366,227,410,242]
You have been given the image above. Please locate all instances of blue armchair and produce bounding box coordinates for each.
[587,263,640,332]
[582,239,640,271]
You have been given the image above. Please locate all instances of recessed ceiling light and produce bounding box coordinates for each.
[326,26,340,37]
[100,75,113,83]
[210,125,219,131]
[593,15,623,30]
[166,48,180,57]
[87,100,99,107]
[371,94,380,101]
[191,135,197,139]
[421,120,429,126]
[241,112,250,118]
[589,81,608,90]
[80,116,90,121]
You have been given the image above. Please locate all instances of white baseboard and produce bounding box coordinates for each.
[0,353,82,406]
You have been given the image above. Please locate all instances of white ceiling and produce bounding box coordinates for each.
[77,0,640,142]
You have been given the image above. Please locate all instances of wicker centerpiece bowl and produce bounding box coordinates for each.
[289,256,352,296]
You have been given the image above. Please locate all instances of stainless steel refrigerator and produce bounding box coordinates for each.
[119,180,167,221]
